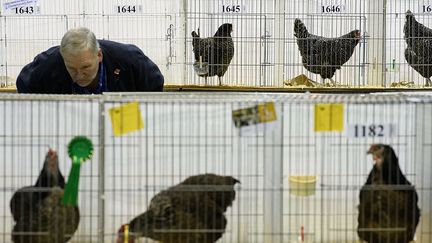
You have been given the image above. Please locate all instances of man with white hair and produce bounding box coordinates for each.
[16,27,164,94]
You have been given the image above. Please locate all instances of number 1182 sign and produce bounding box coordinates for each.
[348,124,396,138]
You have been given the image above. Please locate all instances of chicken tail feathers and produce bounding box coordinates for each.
[191,29,200,38]
[191,29,201,50]
[406,10,414,21]
[404,10,417,39]
[294,18,309,38]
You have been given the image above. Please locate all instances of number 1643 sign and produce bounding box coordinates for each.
[2,0,40,15]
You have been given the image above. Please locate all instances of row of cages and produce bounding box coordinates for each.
[0,92,431,242]
[2,0,432,88]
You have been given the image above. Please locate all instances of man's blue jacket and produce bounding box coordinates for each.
[16,40,164,93]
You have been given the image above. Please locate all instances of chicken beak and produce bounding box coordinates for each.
[367,147,381,164]
[367,146,377,163]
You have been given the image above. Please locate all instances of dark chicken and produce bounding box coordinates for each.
[358,144,420,243]
[10,148,80,243]
[294,18,361,85]
[117,174,240,243]
[404,10,432,86]
[191,23,234,86]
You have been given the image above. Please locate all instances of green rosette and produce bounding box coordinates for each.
[62,136,93,206]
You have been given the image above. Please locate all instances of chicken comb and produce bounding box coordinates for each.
[62,136,93,206]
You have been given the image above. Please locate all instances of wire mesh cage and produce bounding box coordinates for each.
[0,0,181,87]
[386,0,432,88]
[186,0,277,87]
[2,0,432,89]
[0,92,431,242]
[186,0,432,88]
[285,0,367,87]
[0,96,101,242]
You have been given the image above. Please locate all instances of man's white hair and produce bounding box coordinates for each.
[60,27,99,58]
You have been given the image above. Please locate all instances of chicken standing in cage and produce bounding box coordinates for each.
[404,10,432,87]
[294,18,360,86]
[9,148,80,243]
[191,23,234,86]
[357,144,420,243]
[117,173,240,243]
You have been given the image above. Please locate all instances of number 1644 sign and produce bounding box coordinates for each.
[348,124,396,138]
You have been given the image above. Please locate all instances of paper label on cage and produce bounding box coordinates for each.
[348,124,396,138]
[257,102,277,123]
[316,1,347,14]
[220,4,246,13]
[232,102,277,135]
[3,0,37,9]
[232,102,277,127]
[113,5,142,14]
[3,0,40,15]
[109,102,144,136]
[314,104,344,132]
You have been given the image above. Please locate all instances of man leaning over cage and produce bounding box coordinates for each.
[16,27,164,94]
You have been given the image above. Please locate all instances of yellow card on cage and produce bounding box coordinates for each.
[109,102,144,136]
[314,104,344,132]
[257,102,277,123]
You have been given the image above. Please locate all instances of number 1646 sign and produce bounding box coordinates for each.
[348,124,396,138]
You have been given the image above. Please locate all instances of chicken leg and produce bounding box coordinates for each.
[323,78,338,87]
[218,76,223,86]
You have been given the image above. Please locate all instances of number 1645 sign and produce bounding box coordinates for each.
[348,124,396,138]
